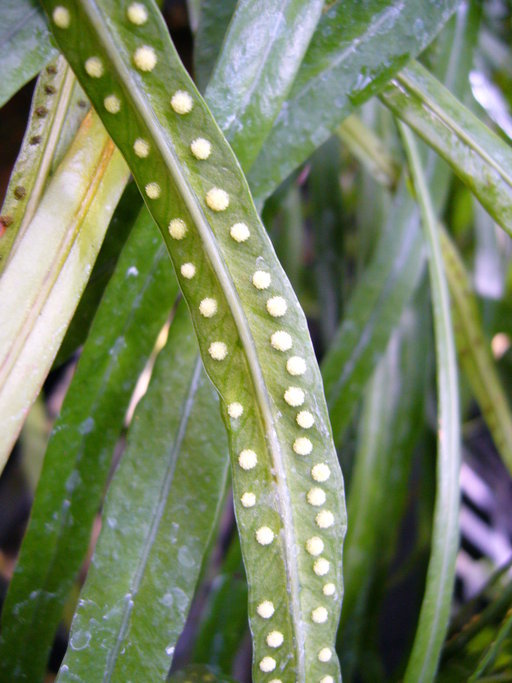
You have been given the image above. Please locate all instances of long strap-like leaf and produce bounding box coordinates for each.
[400,123,461,683]
[41,1,346,680]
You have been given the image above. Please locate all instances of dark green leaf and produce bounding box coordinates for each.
[0,209,178,681]
[59,303,229,681]
[247,0,460,202]
[0,0,57,107]
[205,0,325,170]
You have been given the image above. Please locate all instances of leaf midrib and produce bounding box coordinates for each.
[83,1,305,677]
[104,354,204,680]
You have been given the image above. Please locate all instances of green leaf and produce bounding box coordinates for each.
[321,180,425,443]
[205,0,325,170]
[193,0,236,92]
[169,665,237,683]
[0,0,57,107]
[193,534,249,674]
[59,303,230,681]
[321,2,477,444]
[380,60,512,235]
[336,114,400,190]
[0,110,129,472]
[0,209,178,681]
[400,123,461,683]
[338,304,428,678]
[441,229,512,476]
[41,2,347,680]
[0,56,75,274]
[247,0,460,202]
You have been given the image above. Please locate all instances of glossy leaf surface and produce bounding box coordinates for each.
[0,0,57,107]
[0,210,178,680]
[59,304,229,681]
[41,1,347,680]
[381,60,512,234]
[247,0,459,201]
[205,0,324,170]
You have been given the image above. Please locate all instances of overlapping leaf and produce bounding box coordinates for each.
[0,111,129,470]
[59,304,230,681]
[41,1,346,680]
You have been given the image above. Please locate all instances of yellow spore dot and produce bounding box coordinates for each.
[171,90,193,114]
[307,488,326,507]
[133,45,157,72]
[208,341,227,361]
[127,2,148,24]
[318,647,332,662]
[206,188,229,212]
[270,330,292,352]
[257,600,275,618]
[255,526,274,546]
[133,138,150,157]
[228,402,244,418]
[314,558,330,576]
[268,680,283,683]
[190,137,212,160]
[259,657,276,673]
[168,218,187,240]
[293,437,313,456]
[297,410,315,429]
[266,296,287,317]
[323,583,336,596]
[316,510,335,529]
[311,463,331,482]
[238,449,257,470]
[145,182,161,199]
[104,95,121,113]
[284,387,305,407]
[266,631,284,648]
[286,356,306,376]
[180,263,196,279]
[52,6,70,28]
[240,492,256,508]
[306,536,324,556]
[320,678,335,683]
[252,270,271,290]
[312,606,328,624]
[230,222,250,242]
[199,298,218,318]
[85,57,103,78]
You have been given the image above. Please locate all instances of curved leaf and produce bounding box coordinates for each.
[0,209,178,681]
[338,305,428,678]
[400,123,461,683]
[381,60,512,235]
[59,304,229,681]
[321,2,478,443]
[0,0,57,107]
[205,0,324,170]
[42,1,347,680]
[441,229,512,475]
[0,111,129,471]
[247,0,460,202]
[0,56,74,273]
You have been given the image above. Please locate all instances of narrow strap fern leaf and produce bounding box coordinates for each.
[41,1,347,681]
